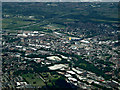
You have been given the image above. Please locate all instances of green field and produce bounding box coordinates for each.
[3,18,33,29]
[43,24,66,30]
[40,72,61,87]
[91,18,119,23]
[22,73,46,87]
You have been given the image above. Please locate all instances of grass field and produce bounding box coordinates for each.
[22,73,46,87]
[2,18,34,29]
[40,72,61,87]
[43,24,66,30]
[91,18,119,23]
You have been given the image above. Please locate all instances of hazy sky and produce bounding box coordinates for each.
[0,0,120,2]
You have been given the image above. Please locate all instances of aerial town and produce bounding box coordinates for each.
[1,2,120,89]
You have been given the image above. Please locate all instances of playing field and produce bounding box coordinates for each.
[22,73,46,87]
